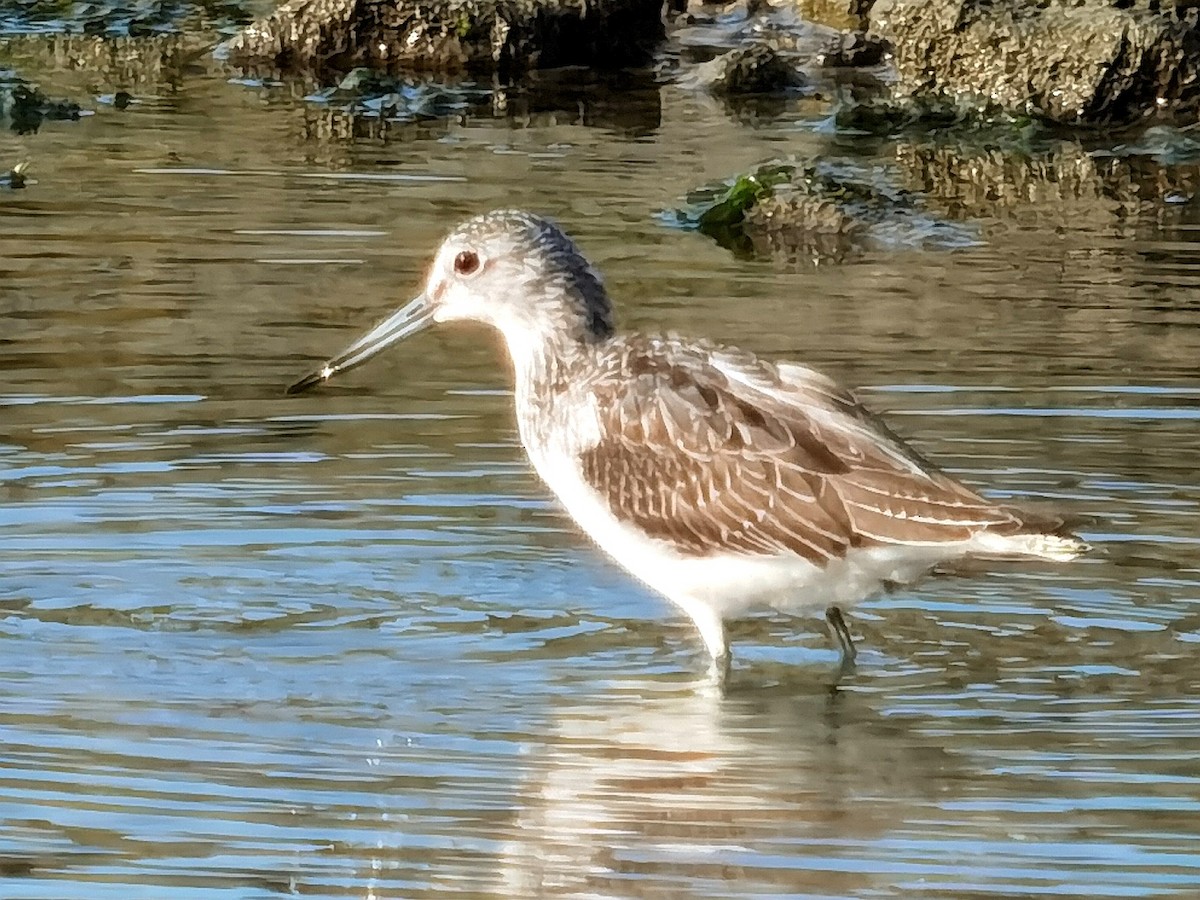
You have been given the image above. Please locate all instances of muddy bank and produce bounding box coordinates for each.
[224,0,664,75]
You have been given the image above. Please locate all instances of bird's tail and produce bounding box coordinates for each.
[983,531,1090,561]
[973,505,1092,561]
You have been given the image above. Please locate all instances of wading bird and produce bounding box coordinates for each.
[289,210,1086,680]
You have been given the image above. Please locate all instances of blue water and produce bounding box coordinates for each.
[2,36,1200,898]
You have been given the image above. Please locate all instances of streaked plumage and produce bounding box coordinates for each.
[289,209,1087,677]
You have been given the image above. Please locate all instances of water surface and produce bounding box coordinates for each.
[2,36,1200,898]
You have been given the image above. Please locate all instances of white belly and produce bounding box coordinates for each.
[523,443,950,622]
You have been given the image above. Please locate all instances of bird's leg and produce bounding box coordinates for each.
[691,607,731,685]
[825,605,857,666]
[709,649,732,686]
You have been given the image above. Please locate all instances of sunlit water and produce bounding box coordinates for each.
[2,37,1200,898]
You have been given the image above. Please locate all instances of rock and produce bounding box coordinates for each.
[1,71,84,134]
[683,133,1200,262]
[787,0,876,32]
[672,4,837,65]
[223,0,666,75]
[679,159,974,262]
[868,0,1200,126]
[693,44,806,95]
[742,183,866,262]
[1,161,29,189]
[670,6,889,121]
[816,29,886,68]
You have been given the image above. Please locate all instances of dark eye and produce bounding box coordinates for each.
[454,250,480,276]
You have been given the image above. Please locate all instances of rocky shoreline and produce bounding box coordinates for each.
[6,0,1200,258]
[222,0,666,75]
[223,0,1200,129]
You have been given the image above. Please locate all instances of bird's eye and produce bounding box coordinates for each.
[454,250,480,276]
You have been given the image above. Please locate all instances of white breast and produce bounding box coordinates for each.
[521,423,922,621]
[506,350,963,652]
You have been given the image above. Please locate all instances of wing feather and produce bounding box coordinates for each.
[576,338,1026,562]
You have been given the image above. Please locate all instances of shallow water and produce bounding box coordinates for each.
[2,34,1200,899]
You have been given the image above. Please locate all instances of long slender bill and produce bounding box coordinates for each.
[287,293,435,395]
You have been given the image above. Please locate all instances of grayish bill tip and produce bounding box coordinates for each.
[285,365,333,395]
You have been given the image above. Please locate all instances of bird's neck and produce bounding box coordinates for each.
[489,276,615,400]
[496,319,608,404]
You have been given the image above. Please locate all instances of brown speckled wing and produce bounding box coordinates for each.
[577,340,1023,562]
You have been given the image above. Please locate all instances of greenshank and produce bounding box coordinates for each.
[288,210,1087,677]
